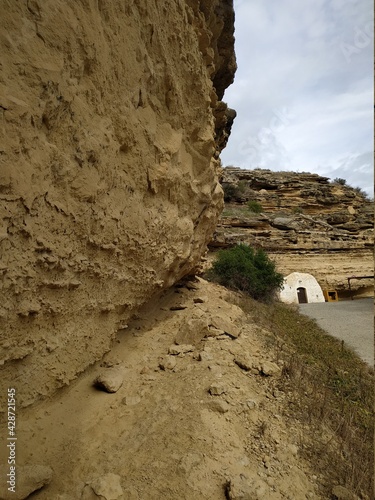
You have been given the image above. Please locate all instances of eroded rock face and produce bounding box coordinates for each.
[0,1,236,406]
[211,167,373,295]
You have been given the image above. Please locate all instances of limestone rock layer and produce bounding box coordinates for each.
[0,0,236,406]
[211,167,373,295]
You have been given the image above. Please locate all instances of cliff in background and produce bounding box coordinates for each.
[0,0,236,407]
[210,167,373,296]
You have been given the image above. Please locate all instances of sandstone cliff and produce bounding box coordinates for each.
[210,167,373,296]
[0,0,236,406]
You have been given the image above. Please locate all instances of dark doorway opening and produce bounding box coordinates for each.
[297,287,308,304]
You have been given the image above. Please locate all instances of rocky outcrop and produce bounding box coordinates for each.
[0,0,236,406]
[210,168,373,295]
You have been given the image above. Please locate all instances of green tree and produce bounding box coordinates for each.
[208,244,284,302]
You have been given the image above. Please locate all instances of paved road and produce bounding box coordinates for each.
[299,298,374,367]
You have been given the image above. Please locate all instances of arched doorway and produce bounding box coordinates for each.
[297,287,308,304]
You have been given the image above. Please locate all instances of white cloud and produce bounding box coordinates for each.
[222,0,374,197]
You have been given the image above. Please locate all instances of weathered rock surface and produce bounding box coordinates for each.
[210,167,373,295]
[0,0,236,406]
[82,473,124,500]
[0,465,53,500]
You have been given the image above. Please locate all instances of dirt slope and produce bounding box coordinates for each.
[0,279,331,500]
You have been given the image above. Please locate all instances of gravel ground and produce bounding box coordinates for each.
[299,298,374,367]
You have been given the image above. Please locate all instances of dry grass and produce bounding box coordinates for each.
[221,204,260,218]
[235,295,374,499]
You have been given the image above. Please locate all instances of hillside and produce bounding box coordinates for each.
[210,167,374,297]
[1,279,372,499]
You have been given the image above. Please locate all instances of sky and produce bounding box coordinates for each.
[221,0,374,198]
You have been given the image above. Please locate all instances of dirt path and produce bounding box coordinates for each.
[299,298,374,366]
[2,280,325,499]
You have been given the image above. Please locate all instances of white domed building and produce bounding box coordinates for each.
[279,272,325,304]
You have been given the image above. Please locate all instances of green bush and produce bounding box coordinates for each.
[237,180,248,194]
[247,200,263,213]
[208,244,284,301]
[222,183,238,201]
[353,186,369,200]
[292,206,303,214]
[332,179,371,200]
[222,181,249,202]
[333,177,347,186]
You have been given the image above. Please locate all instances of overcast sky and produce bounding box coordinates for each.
[221,0,374,197]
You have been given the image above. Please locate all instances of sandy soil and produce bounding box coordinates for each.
[0,279,328,500]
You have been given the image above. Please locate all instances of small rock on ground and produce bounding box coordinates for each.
[234,354,252,371]
[159,356,177,370]
[288,444,298,456]
[209,383,227,395]
[175,317,209,344]
[207,400,229,413]
[245,400,257,410]
[198,350,213,361]
[193,295,208,303]
[122,395,141,406]
[260,361,281,376]
[94,367,124,393]
[210,315,240,338]
[332,485,360,500]
[226,475,268,500]
[82,473,124,500]
[168,344,194,355]
[207,326,225,337]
